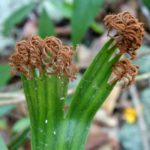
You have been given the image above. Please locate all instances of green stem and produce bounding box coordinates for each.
[21,73,68,150]
[57,41,120,150]
[70,56,120,150]
[63,48,118,150]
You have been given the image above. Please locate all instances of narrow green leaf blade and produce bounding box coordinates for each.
[57,40,120,150]
[3,3,35,35]
[91,21,104,34]
[142,0,150,10]
[71,0,104,44]
[8,128,30,150]
[50,1,73,18]
[70,56,120,150]
[67,39,114,116]
[0,64,10,87]
[12,118,30,133]
[38,7,55,38]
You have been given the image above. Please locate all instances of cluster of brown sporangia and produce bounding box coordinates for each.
[9,36,78,80]
[9,12,144,86]
[104,12,144,87]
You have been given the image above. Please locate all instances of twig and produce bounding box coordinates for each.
[129,85,150,150]
[117,72,150,87]
[0,89,74,106]
[136,72,150,81]
[0,92,24,98]
[0,98,25,106]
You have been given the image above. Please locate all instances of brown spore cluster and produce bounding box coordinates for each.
[9,36,78,80]
[104,11,144,60]
[111,59,138,87]
[104,12,144,87]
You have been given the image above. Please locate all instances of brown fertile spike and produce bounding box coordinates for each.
[9,35,78,80]
[29,35,44,54]
[104,11,145,60]
[110,58,138,87]
[44,36,62,56]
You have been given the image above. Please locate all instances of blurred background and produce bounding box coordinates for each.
[0,0,150,150]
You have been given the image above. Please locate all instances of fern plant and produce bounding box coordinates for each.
[9,12,144,150]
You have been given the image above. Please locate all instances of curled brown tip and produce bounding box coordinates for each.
[109,58,138,88]
[104,12,145,60]
[9,35,78,80]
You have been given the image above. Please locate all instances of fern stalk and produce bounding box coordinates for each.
[18,39,120,150]
[21,73,68,150]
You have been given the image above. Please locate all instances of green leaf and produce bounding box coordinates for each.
[91,21,104,34]
[142,0,150,10]
[0,64,10,87]
[38,7,55,38]
[8,127,30,150]
[51,1,73,18]
[58,40,120,150]
[71,0,104,44]
[13,118,30,133]
[0,136,8,150]
[3,2,35,35]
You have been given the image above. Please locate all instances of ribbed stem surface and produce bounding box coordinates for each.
[22,74,68,150]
